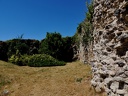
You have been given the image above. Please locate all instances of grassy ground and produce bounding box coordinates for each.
[0,60,106,96]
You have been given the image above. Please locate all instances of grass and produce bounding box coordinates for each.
[0,75,11,89]
[0,60,106,96]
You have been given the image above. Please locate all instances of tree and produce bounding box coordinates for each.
[0,41,8,61]
[39,32,74,62]
[39,32,63,60]
[61,37,74,62]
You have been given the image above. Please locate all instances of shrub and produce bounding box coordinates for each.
[27,54,66,67]
[6,39,40,58]
[0,41,8,61]
[9,54,66,67]
[9,54,24,66]
[8,50,26,66]
[21,55,30,66]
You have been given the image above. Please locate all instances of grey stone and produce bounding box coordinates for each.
[124,93,128,96]
[120,74,127,78]
[115,61,125,67]
[95,86,102,93]
[91,80,97,87]
[124,78,128,84]
[124,65,128,71]
[116,89,127,94]
[110,82,119,92]
[114,77,123,81]
[90,0,128,95]
[109,71,116,76]
[104,78,113,84]
[1,90,9,96]
[116,69,125,76]
[99,82,105,89]
[110,92,117,96]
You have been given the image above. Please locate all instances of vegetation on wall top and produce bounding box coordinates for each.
[75,0,94,46]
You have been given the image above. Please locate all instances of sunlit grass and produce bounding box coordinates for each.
[0,60,106,96]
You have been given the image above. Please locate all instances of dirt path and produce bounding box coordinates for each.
[0,61,106,96]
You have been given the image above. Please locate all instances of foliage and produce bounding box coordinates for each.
[20,54,30,66]
[28,40,39,55]
[15,42,29,55]
[77,24,82,34]
[72,31,80,49]
[76,77,83,83]
[82,22,93,45]
[7,39,39,58]
[0,41,8,61]
[39,32,74,62]
[1,32,74,63]
[27,54,66,67]
[86,1,94,22]
[76,1,94,46]
[39,32,63,59]
[61,36,74,62]
[8,50,24,66]
[16,34,24,39]
[72,32,79,44]
[9,53,66,67]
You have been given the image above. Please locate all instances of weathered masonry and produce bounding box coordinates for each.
[91,0,128,96]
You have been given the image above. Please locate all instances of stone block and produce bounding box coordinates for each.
[110,82,119,92]
[95,86,102,93]
[116,89,126,94]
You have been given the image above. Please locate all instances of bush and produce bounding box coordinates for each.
[21,55,30,66]
[27,54,66,67]
[9,54,66,67]
[6,39,40,58]
[8,54,24,66]
[0,41,8,61]
[9,50,27,66]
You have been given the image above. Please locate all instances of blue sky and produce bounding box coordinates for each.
[0,0,90,41]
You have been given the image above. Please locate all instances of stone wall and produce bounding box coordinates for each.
[77,27,93,64]
[78,27,88,63]
[91,0,128,96]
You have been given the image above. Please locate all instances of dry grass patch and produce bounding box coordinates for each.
[0,60,106,96]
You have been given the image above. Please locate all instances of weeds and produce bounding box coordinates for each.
[0,75,11,89]
[76,78,83,83]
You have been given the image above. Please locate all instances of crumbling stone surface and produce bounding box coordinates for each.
[92,0,128,95]
[78,27,91,63]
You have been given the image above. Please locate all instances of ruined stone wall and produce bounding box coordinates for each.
[91,0,128,96]
[78,27,88,63]
[78,27,93,64]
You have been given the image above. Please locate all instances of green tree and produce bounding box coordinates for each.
[0,41,8,61]
[14,42,29,55]
[39,32,63,60]
[61,37,74,62]
[39,32,74,62]
[7,39,29,57]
